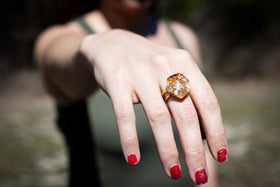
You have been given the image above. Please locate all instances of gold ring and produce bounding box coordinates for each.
[162,73,190,102]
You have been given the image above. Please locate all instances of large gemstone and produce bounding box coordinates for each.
[166,73,190,99]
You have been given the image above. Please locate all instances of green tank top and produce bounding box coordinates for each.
[75,17,194,187]
[75,17,185,49]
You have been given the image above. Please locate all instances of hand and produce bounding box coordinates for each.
[80,29,227,184]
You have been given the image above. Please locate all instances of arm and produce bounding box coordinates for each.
[35,25,227,185]
[34,23,96,104]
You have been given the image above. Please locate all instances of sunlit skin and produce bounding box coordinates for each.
[34,0,227,186]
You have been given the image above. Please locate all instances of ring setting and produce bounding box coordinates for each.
[162,73,190,101]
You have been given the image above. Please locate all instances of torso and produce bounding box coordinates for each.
[74,10,186,50]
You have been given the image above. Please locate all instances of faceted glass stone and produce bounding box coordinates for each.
[166,73,190,99]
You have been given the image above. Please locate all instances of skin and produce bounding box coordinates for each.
[34,0,227,185]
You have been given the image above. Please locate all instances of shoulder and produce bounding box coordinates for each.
[167,20,201,64]
[34,21,86,63]
[168,21,199,48]
[36,20,87,46]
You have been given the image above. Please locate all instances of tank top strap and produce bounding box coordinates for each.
[75,17,95,34]
[163,19,185,50]
[75,17,184,50]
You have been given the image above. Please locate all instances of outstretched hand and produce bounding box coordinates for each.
[80,29,227,184]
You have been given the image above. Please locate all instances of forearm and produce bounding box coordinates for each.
[36,34,97,104]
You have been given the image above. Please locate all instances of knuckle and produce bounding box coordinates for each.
[149,108,170,124]
[122,135,138,145]
[174,50,196,66]
[105,71,123,89]
[115,108,133,122]
[80,35,93,54]
[166,152,179,163]
[177,103,197,124]
[160,148,179,162]
[203,93,220,111]
[186,147,204,158]
[150,53,168,64]
[208,129,226,140]
[150,53,170,71]
[176,49,190,59]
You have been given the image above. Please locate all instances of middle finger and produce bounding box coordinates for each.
[136,81,182,179]
[168,96,208,185]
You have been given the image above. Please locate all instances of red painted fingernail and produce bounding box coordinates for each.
[195,168,208,185]
[170,165,182,179]
[217,148,228,162]
[128,154,137,165]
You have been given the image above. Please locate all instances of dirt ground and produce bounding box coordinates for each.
[0,70,67,187]
[0,70,279,187]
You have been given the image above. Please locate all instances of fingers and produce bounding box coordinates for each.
[168,96,208,184]
[110,89,140,165]
[106,50,227,185]
[187,64,228,163]
[136,81,182,179]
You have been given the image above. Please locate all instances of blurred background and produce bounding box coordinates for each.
[0,0,279,186]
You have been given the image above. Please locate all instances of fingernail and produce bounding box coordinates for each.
[217,148,228,163]
[127,153,137,165]
[170,165,182,179]
[195,168,208,185]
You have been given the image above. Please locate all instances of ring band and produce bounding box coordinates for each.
[162,73,190,102]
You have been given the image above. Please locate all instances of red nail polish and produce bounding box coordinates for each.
[170,165,182,179]
[217,148,228,162]
[195,168,208,185]
[128,154,137,165]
